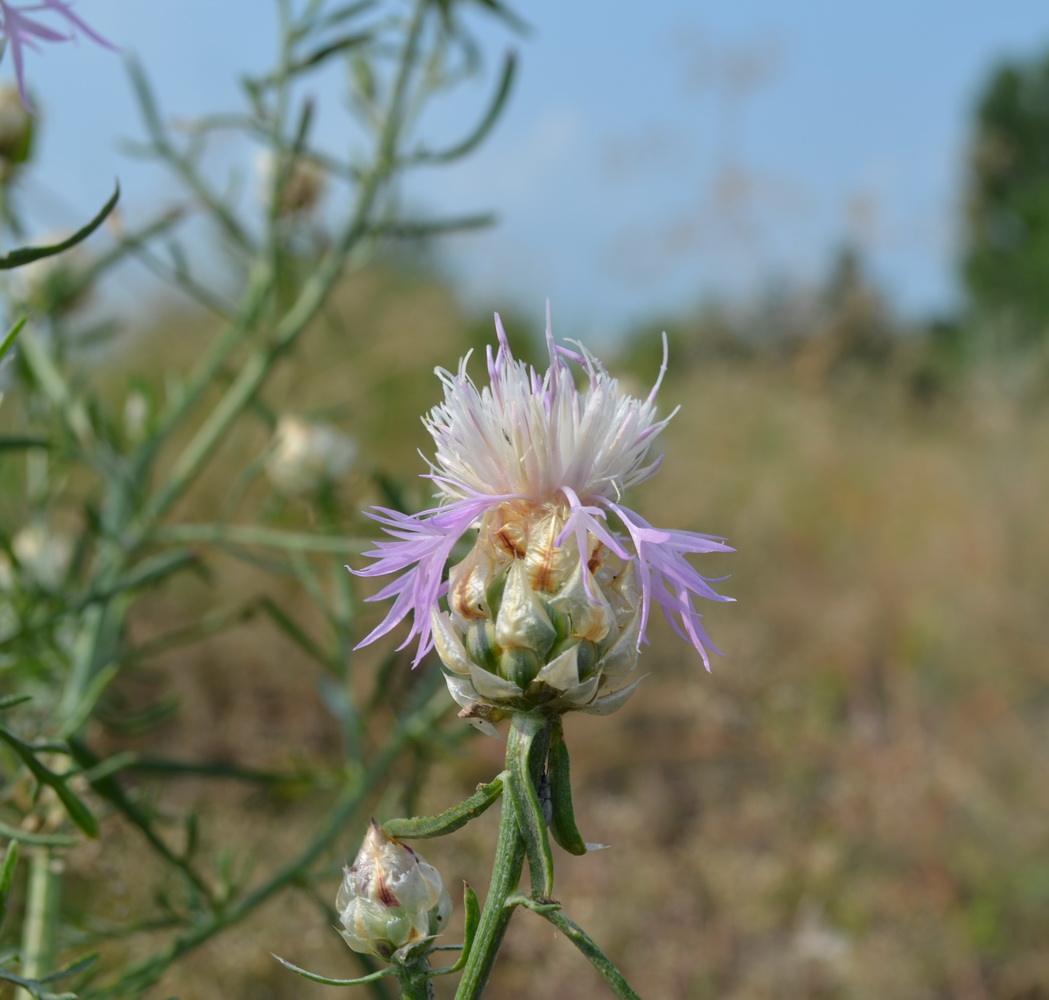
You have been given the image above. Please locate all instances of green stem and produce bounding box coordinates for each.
[453,714,552,1000]
[136,0,431,533]
[394,957,433,1000]
[15,847,62,1000]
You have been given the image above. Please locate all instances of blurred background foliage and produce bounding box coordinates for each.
[1,6,1049,1000]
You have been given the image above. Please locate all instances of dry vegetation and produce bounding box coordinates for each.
[47,273,1049,999]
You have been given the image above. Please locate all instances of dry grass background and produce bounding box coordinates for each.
[45,271,1049,999]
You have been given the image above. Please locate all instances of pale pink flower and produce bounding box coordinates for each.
[353,309,733,669]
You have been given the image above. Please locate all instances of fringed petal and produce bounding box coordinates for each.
[351,498,493,665]
[606,501,734,669]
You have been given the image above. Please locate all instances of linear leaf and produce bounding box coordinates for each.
[0,185,119,269]
[547,717,587,855]
[271,954,395,986]
[506,714,553,899]
[0,840,18,926]
[383,772,507,840]
[0,726,98,838]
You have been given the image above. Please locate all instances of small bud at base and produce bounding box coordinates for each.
[336,822,451,961]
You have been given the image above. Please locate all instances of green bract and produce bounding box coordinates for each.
[432,501,644,727]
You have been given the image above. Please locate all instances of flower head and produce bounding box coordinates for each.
[0,82,33,177]
[353,309,733,715]
[337,821,451,961]
[0,1,117,110]
[265,415,356,497]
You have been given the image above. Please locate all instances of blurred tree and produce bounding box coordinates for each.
[963,49,1049,344]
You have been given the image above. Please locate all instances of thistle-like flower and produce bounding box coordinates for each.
[337,822,452,961]
[353,309,733,719]
[0,1,116,109]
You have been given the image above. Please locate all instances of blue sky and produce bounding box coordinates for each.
[11,0,1049,341]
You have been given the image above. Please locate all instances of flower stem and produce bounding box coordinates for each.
[394,957,434,1000]
[15,846,62,1000]
[453,713,551,1000]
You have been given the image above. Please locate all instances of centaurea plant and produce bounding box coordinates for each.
[0,1,522,997]
[310,312,734,998]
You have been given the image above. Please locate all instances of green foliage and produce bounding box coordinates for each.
[0,1,520,997]
[963,47,1049,342]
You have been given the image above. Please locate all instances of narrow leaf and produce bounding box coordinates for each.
[0,969,77,1000]
[1,315,27,360]
[0,821,77,848]
[415,53,516,165]
[271,954,395,986]
[0,726,98,838]
[383,771,507,840]
[0,435,51,450]
[506,715,554,898]
[0,185,119,270]
[0,840,18,925]
[533,908,643,1000]
[547,718,587,856]
[0,694,32,712]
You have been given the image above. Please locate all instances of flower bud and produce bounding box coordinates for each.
[11,525,73,591]
[256,150,326,218]
[14,232,90,316]
[265,415,356,496]
[336,821,452,961]
[433,501,644,720]
[0,84,34,181]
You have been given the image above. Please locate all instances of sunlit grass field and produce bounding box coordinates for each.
[36,271,1049,999]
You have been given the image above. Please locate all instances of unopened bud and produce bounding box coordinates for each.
[336,822,451,961]
[11,525,73,591]
[15,233,90,315]
[433,501,644,721]
[256,150,326,218]
[265,415,356,496]
[0,84,34,180]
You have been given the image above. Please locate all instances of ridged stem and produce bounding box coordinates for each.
[453,713,551,1000]
[15,846,62,1000]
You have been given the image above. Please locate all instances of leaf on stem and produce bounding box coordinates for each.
[413,52,516,165]
[547,717,587,856]
[1,315,27,361]
[0,952,97,1000]
[506,716,554,899]
[431,883,481,975]
[0,839,18,926]
[271,953,396,987]
[0,185,120,270]
[382,772,507,840]
[0,727,98,838]
[0,694,33,712]
[526,906,643,1000]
